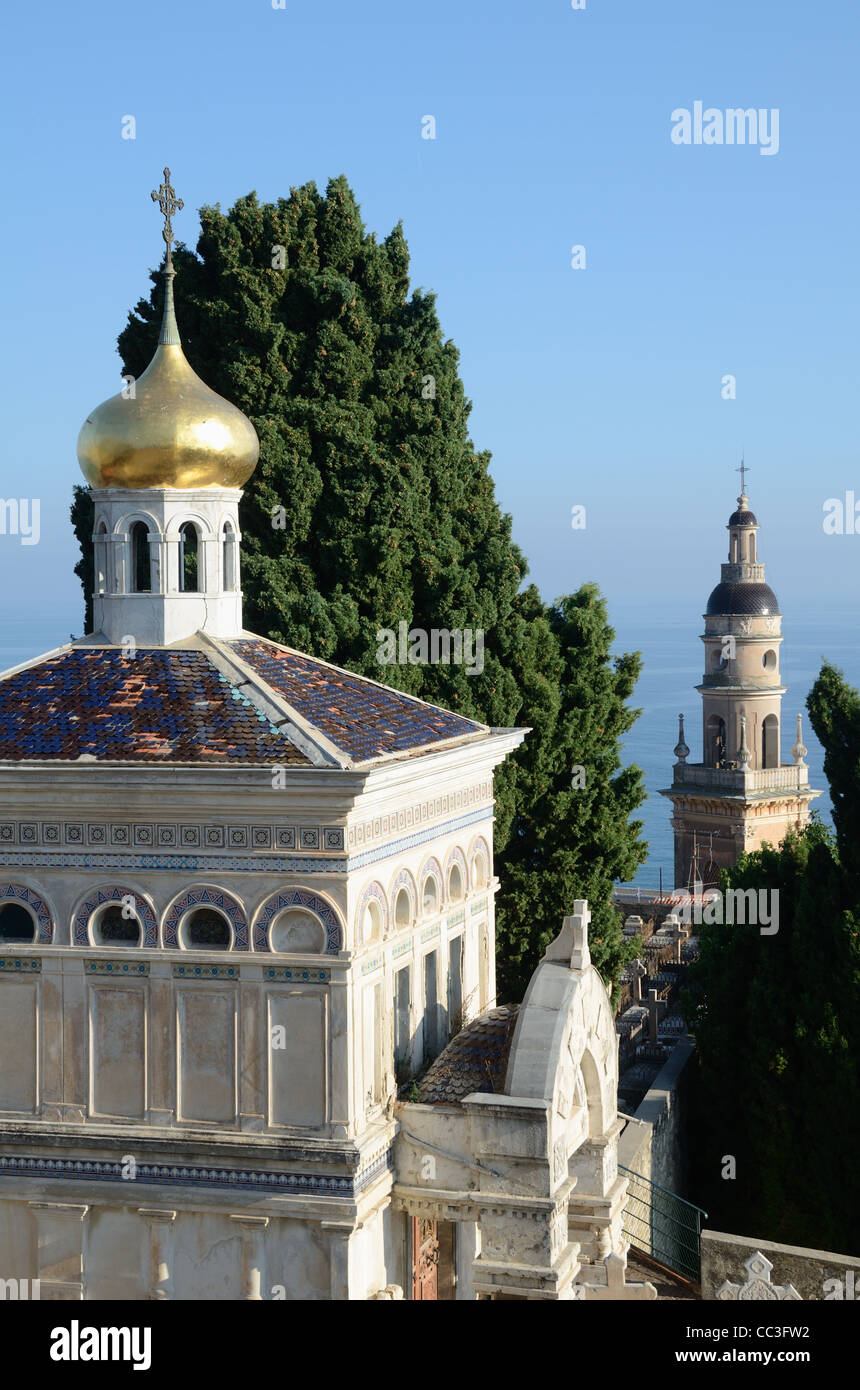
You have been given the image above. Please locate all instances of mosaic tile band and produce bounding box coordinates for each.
[0,1147,394,1198]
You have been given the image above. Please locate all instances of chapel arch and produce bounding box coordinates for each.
[0,902,37,944]
[179,521,199,594]
[579,1046,606,1141]
[130,520,152,593]
[222,519,237,592]
[90,902,143,948]
[419,859,443,918]
[269,908,325,954]
[181,907,232,951]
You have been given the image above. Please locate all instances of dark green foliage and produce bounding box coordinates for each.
[495,585,647,999]
[808,661,860,884]
[71,176,647,1000]
[684,662,860,1252]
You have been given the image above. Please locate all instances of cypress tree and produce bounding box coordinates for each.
[684,660,860,1250]
[71,176,646,998]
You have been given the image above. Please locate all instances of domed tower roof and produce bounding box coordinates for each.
[705,581,779,615]
[705,473,780,616]
[76,169,259,491]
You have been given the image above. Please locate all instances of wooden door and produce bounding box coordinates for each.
[411,1217,439,1300]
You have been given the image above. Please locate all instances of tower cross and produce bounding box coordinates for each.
[736,458,751,495]
[150,168,184,264]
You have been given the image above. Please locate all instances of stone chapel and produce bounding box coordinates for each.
[0,172,652,1301]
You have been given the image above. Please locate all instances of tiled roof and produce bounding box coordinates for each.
[416,1005,520,1105]
[230,639,484,763]
[0,648,308,764]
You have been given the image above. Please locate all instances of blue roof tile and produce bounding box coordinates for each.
[230,639,483,762]
[0,649,308,765]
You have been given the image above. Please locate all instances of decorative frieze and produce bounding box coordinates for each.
[0,1146,394,1198]
[347,783,493,851]
[172,963,239,979]
[0,821,346,854]
[86,959,149,977]
[263,966,330,983]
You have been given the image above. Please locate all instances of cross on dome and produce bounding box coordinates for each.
[150,167,184,266]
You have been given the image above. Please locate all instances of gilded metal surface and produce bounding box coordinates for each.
[77,165,259,490]
[77,343,260,490]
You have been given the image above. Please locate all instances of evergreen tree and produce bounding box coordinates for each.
[495,585,647,998]
[71,176,646,998]
[684,661,860,1251]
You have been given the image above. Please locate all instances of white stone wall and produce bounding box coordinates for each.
[91,486,244,644]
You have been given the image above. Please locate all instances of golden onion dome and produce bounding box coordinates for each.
[77,246,259,491]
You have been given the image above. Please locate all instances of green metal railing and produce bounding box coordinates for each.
[619,1164,707,1283]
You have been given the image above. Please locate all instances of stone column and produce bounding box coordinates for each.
[230,1215,269,1300]
[320,1220,353,1301]
[150,532,167,595]
[110,534,126,594]
[138,1208,176,1300]
[28,1202,88,1300]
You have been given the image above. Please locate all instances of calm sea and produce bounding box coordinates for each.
[0,599,855,894]
[611,601,860,890]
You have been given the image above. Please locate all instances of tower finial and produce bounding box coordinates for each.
[150,167,184,267]
[150,167,184,347]
[736,456,751,498]
[674,713,690,764]
[790,713,807,766]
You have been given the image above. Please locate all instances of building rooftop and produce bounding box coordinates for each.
[416,1005,520,1105]
[0,634,490,768]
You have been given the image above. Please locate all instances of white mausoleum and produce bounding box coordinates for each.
[0,175,652,1301]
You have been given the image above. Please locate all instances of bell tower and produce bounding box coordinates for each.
[661,474,821,888]
[76,169,259,647]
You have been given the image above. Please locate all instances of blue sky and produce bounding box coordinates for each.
[1,0,859,633]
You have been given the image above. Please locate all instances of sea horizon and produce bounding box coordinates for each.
[1,594,854,895]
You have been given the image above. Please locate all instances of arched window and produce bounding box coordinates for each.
[448,863,464,902]
[471,850,489,890]
[92,904,141,948]
[421,875,439,917]
[222,521,237,592]
[95,521,108,594]
[361,898,383,946]
[182,908,230,950]
[179,523,199,594]
[762,714,779,769]
[270,909,325,954]
[748,532,757,562]
[707,715,727,768]
[394,888,411,930]
[762,649,777,672]
[0,903,36,944]
[130,522,151,593]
